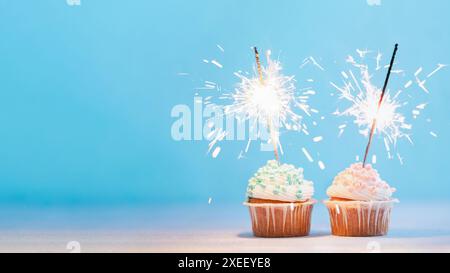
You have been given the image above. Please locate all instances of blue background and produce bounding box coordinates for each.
[0,0,449,206]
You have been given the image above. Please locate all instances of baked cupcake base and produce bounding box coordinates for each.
[323,199,398,237]
[243,198,316,237]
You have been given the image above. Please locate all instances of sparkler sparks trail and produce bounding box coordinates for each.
[194,46,326,160]
[302,147,314,162]
[211,60,223,69]
[212,146,221,158]
[223,47,313,161]
[216,44,225,52]
[427,63,447,78]
[312,136,323,142]
[300,56,325,71]
[318,160,326,170]
[332,45,411,164]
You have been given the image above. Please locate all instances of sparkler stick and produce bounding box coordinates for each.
[253,47,280,162]
[254,47,264,85]
[362,44,399,167]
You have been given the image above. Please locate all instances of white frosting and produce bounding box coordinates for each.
[247,160,314,202]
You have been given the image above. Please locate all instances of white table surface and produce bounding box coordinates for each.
[1,201,449,253]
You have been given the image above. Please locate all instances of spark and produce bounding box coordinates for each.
[300,56,325,71]
[309,57,325,71]
[397,153,404,165]
[302,147,314,162]
[427,64,447,78]
[416,103,427,110]
[208,197,213,204]
[212,146,221,158]
[217,44,225,52]
[430,131,438,138]
[356,49,372,58]
[318,160,326,170]
[414,67,423,77]
[303,90,316,95]
[245,139,251,153]
[391,69,404,74]
[337,124,347,137]
[416,78,429,93]
[206,129,216,140]
[312,136,323,142]
[375,52,382,70]
[384,137,390,152]
[208,128,226,153]
[404,80,412,89]
[211,60,223,69]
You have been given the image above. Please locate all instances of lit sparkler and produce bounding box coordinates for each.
[332,44,411,164]
[362,44,398,167]
[224,47,311,161]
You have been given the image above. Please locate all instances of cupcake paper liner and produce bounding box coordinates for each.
[323,199,398,237]
[243,200,316,237]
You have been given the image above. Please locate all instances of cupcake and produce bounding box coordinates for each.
[324,163,398,237]
[243,160,315,237]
